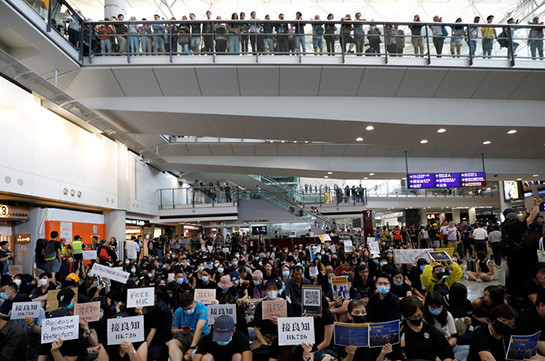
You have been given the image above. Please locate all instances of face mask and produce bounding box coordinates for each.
[169,293,174,298]
[218,267,224,274]
[380,262,387,267]
[163,265,167,269]
[352,315,367,323]
[377,286,390,295]
[202,276,209,283]
[93,281,99,287]
[221,287,229,291]
[217,336,232,346]
[317,255,322,260]
[232,261,238,267]
[125,260,130,264]
[420,265,426,272]
[13,279,21,287]
[253,280,260,286]
[233,279,239,285]
[198,266,204,272]
[176,278,184,285]
[493,320,515,336]
[0,292,8,300]
[99,311,104,319]
[66,302,74,310]
[302,261,306,266]
[328,279,332,285]
[393,281,403,286]
[40,279,49,286]
[374,259,379,264]
[206,264,213,269]
[408,317,423,327]
[283,270,290,278]
[214,263,220,268]
[267,290,278,300]
[429,307,443,316]
[183,307,195,315]
[131,268,136,274]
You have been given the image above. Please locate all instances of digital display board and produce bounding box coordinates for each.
[408,172,486,189]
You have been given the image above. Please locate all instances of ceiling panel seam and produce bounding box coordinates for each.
[236,67,242,96]
[393,68,408,97]
[193,67,203,96]
[469,70,491,98]
[316,67,324,96]
[109,68,127,97]
[355,68,366,96]
[507,71,532,99]
[151,68,165,96]
[431,69,451,98]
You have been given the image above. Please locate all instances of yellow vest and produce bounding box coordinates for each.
[71,240,83,255]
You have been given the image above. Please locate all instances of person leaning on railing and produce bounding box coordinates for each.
[95,18,116,55]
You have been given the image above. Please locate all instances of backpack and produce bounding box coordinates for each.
[99,247,109,261]
[497,30,508,48]
[44,240,57,261]
[441,26,448,37]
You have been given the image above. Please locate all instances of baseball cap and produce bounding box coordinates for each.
[57,288,75,307]
[265,278,283,289]
[213,315,235,343]
[503,208,518,220]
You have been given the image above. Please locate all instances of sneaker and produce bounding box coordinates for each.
[476,279,483,283]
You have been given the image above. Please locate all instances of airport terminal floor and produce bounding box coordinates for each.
[3,0,545,360]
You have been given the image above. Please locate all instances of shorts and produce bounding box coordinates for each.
[173,330,195,348]
[191,37,201,47]
[47,258,61,273]
[313,37,323,48]
[451,36,463,46]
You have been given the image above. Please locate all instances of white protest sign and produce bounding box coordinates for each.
[222,247,230,253]
[278,317,315,346]
[393,249,434,264]
[127,287,155,308]
[330,244,336,254]
[319,234,331,242]
[368,239,380,255]
[83,251,97,260]
[11,302,41,320]
[309,266,319,278]
[91,263,130,284]
[343,240,353,253]
[168,273,175,282]
[207,304,237,325]
[194,289,216,304]
[41,315,80,343]
[107,316,145,345]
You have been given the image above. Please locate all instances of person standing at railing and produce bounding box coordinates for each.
[115,14,128,54]
[139,19,152,54]
[168,18,179,54]
[214,16,228,53]
[409,15,425,57]
[190,13,202,53]
[467,16,481,57]
[311,15,325,54]
[275,14,289,54]
[340,14,355,53]
[430,15,445,57]
[225,182,232,202]
[324,14,337,55]
[128,16,140,55]
[249,11,261,54]
[202,11,214,54]
[395,25,405,56]
[152,14,166,54]
[367,23,382,55]
[67,10,83,48]
[354,13,365,55]
[178,16,191,54]
[96,18,116,55]
[262,15,275,53]
[528,17,544,60]
[481,15,496,59]
[240,12,249,53]
[386,24,399,56]
[450,18,465,58]
[502,18,519,58]
[228,13,241,53]
[293,12,307,54]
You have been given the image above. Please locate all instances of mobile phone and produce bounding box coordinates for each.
[540,202,545,212]
[182,326,190,330]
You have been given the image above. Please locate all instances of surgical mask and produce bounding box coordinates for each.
[214,263,220,268]
[408,317,423,326]
[253,280,260,286]
[169,293,174,298]
[66,302,74,310]
[218,267,224,274]
[198,266,204,272]
[221,287,229,291]
[233,279,239,285]
[429,307,443,316]
[206,264,213,269]
[380,262,387,267]
[377,286,390,295]
[163,265,167,269]
[13,279,21,287]
[393,280,403,286]
[374,259,379,264]
[202,276,209,283]
[93,281,99,287]
[317,255,322,260]
[40,279,49,286]
[232,261,238,267]
[302,261,306,266]
[125,260,130,264]
[131,268,136,274]
[328,279,332,285]
[88,273,95,277]
[420,265,426,272]
[183,307,195,315]
[267,290,278,300]
[99,311,104,319]
[0,292,8,300]
[217,336,232,346]
[176,278,184,285]
[283,270,290,278]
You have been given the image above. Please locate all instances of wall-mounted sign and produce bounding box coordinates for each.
[126,219,150,227]
[16,234,31,244]
[408,172,486,189]
[0,205,29,220]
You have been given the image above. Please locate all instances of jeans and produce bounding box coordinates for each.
[411,36,424,56]
[276,35,288,54]
[295,34,306,54]
[433,36,444,57]
[100,38,112,54]
[354,30,365,54]
[72,254,82,273]
[129,34,139,55]
[263,38,274,52]
[229,34,240,53]
[141,36,152,53]
[530,39,544,60]
[470,39,477,56]
[482,37,493,58]
[312,36,323,49]
[241,34,249,53]
[453,345,470,361]
[153,35,165,53]
[325,35,335,54]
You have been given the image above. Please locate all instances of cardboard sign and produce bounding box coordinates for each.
[334,322,369,347]
[83,251,97,260]
[41,315,80,343]
[278,317,315,346]
[262,300,288,320]
[46,288,78,313]
[369,320,400,348]
[343,240,353,253]
[207,304,237,325]
[91,263,129,284]
[506,331,541,361]
[331,276,350,299]
[309,266,319,278]
[74,301,101,323]
[8,265,22,276]
[393,249,434,264]
[34,268,44,278]
[302,286,322,316]
[127,287,155,308]
[11,301,42,320]
[107,315,145,345]
[194,289,216,305]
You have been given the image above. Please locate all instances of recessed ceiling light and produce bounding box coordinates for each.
[420,139,429,144]
[533,174,539,177]
[483,140,492,145]
[366,125,375,131]
[369,173,375,176]
[327,171,333,175]
[507,130,517,134]
[281,140,285,143]
[305,141,309,143]
[269,140,274,143]
[363,177,368,180]
[437,128,447,133]
[324,176,329,179]
[294,141,298,143]
[516,178,522,181]
[402,177,407,180]
[356,137,364,142]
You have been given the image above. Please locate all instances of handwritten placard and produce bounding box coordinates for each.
[46,288,78,313]
[74,301,101,322]
[127,287,155,308]
[207,304,237,325]
[343,240,353,253]
[8,265,22,276]
[107,315,145,345]
[11,301,41,320]
[262,300,288,320]
[41,315,80,343]
[319,234,331,243]
[278,317,315,346]
[91,263,130,284]
[309,266,319,278]
[83,251,97,260]
[194,289,216,304]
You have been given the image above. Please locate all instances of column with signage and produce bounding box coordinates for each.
[105,210,126,261]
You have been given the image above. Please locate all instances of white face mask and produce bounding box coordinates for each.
[13,279,21,287]
[40,278,49,286]
[267,290,278,300]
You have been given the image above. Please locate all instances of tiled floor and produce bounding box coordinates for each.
[458,260,506,301]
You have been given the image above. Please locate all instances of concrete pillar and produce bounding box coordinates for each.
[439,212,446,224]
[420,209,428,226]
[468,207,477,224]
[105,210,126,260]
[13,208,42,274]
[220,228,227,237]
[498,182,508,214]
[104,0,126,19]
[451,209,461,224]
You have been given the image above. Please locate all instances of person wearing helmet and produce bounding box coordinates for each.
[421,261,462,293]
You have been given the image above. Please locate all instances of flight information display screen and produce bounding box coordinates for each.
[408,172,486,189]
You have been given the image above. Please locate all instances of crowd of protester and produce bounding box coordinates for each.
[0,194,545,361]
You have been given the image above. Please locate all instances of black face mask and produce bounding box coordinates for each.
[352,315,367,324]
[408,318,423,327]
[493,320,514,336]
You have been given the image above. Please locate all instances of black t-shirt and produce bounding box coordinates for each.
[524,278,543,298]
[254,298,298,335]
[366,293,401,323]
[196,279,217,289]
[195,331,250,361]
[390,321,454,361]
[390,282,412,298]
[516,307,545,341]
[35,239,47,264]
[468,325,507,361]
[313,308,335,347]
[353,275,375,299]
